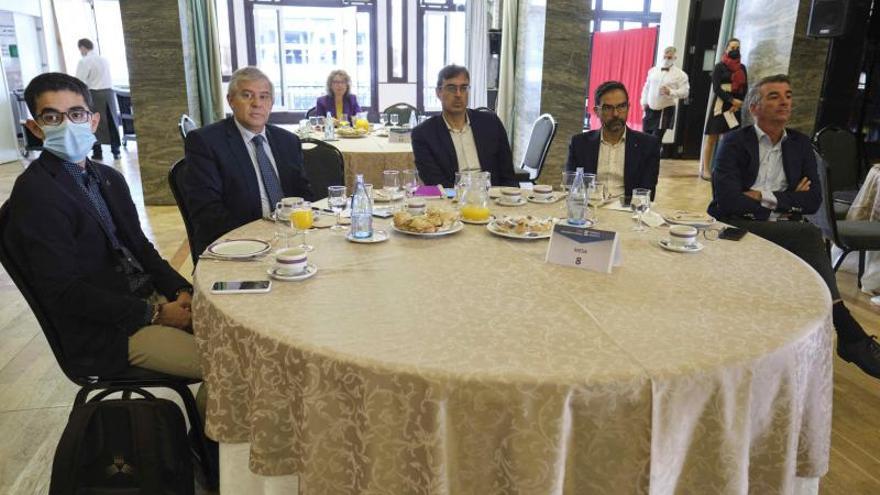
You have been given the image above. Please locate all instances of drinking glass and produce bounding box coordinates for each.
[402,169,420,199]
[290,201,315,251]
[582,173,597,222]
[383,170,400,203]
[309,116,318,130]
[379,113,388,127]
[327,185,347,233]
[274,198,303,247]
[389,113,399,126]
[631,188,651,232]
[341,113,350,126]
[454,171,468,204]
[561,171,577,193]
[316,116,325,129]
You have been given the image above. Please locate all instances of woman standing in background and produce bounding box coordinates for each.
[701,38,747,180]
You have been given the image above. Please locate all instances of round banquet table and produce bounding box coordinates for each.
[296,129,414,190]
[192,198,833,494]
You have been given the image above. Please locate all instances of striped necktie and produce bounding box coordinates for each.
[251,134,283,208]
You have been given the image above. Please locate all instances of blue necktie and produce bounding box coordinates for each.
[251,135,283,208]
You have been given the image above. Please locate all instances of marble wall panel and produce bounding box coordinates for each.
[511,0,547,173]
[536,0,591,187]
[787,0,829,135]
[119,0,190,205]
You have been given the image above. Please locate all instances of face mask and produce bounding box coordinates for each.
[662,58,674,68]
[40,119,96,163]
[728,49,741,59]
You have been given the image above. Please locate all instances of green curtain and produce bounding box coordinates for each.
[188,0,224,125]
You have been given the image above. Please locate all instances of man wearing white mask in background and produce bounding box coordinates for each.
[640,46,690,143]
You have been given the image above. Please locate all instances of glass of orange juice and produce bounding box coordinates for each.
[460,204,491,222]
[290,201,315,252]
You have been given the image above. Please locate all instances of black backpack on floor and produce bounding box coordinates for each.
[49,387,194,495]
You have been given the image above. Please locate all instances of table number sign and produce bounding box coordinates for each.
[545,223,621,273]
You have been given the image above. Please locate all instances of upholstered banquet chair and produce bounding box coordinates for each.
[515,113,557,183]
[0,202,216,488]
[383,102,418,126]
[814,126,864,214]
[300,138,345,201]
[178,114,197,143]
[167,158,199,266]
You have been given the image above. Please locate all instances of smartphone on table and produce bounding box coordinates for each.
[719,226,747,241]
[210,280,272,294]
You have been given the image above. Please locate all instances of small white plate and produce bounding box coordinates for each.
[346,230,389,243]
[658,239,704,253]
[392,221,464,237]
[460,216,494,225]
[267,264,318,281]
[527,193,564,204]
[494,197,527,207]
[208,239,271,258]
[486,221,552,240]
[373,191,405,202]
[662,211,716,228]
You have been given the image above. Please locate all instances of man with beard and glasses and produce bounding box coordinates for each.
[565,80,660,200]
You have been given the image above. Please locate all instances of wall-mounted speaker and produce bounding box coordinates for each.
[807,0,850,37]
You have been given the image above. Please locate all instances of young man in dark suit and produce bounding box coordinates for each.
[566,80,660,200]
[412,64,517,188]
[183,66,313,258]
[708,73,880,379]
[5,72,203,399]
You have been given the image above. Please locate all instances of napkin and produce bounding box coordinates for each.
[602,201,633,212]
[414,185,444,197]
[640,210,666,228]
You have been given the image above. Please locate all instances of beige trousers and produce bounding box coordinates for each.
[127,295,206,422]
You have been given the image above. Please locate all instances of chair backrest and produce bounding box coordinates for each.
[0,202,84,385]
[814,126,862,192]
[810,150,846,248]
[383,102,418,125]
[178,114,197,142]
[301,138,345,201]
[305,106,317,118]
[519,113,558,181]
[167,158,199,265]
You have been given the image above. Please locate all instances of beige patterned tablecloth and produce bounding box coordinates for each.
[300,131,414,190]
[193,199,833,494]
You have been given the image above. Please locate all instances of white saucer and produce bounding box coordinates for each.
[460,216,493,225]
[495,197,527,207]
[658,239,704,253]
[267,264,318,281]
[346,230,389,243]
[527,193,563,204]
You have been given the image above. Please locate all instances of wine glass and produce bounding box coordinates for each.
[379,113,388,127]
[389,113,399,127]
[631,188,651,232]
[402,169,420,199]
[327,185,347,233]
[290,201,315,251]
[383,170,400,204]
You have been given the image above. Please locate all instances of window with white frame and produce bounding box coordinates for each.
[419,0,466,112]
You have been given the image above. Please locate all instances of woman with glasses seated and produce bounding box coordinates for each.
[315,70,361,125]
[565,80,660,200]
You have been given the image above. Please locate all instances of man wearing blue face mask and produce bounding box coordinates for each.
[4,73,207,419]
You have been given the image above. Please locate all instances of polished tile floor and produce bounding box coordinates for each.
[0,146,878,494]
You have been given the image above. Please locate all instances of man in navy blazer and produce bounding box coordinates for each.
[708,74,880,379]
[412,65,517,188]
[565,81,660,199]
[183,67,312,258]
[5,73,201,386]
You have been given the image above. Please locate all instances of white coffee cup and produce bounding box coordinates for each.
[668,225,698,248]
[532,184,553,200]
[500,187,522,204]
[274,247,308,275]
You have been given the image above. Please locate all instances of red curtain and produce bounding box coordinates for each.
[587,27,658,131]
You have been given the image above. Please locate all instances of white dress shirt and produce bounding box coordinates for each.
[639,65,690,111]
[752,124,789,212]
[234,119,281,217]
[75,53,113,90]
[443,113,482,173]
[597,128,626,198]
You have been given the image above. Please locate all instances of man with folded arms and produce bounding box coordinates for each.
[566,80,660,199]
[412,64,518,188]
[183,66,312,258]
[708,74,880,379]
[5,73,204,404]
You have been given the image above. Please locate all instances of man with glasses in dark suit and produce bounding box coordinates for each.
[412,64,518,188]
[566,80,660,200]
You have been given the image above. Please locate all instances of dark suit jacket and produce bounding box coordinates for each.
[183,117,312,257]
[564,127,660,198]
[707,125,821,220]
[4,151,190,377]
[315,94,361,119]
[411,109,517,187]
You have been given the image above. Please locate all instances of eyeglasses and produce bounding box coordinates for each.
[441,84,470,95]
[331,80,347,86]
[235,90,273,103]
[37,108,92,126]
[597,102,630,114]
